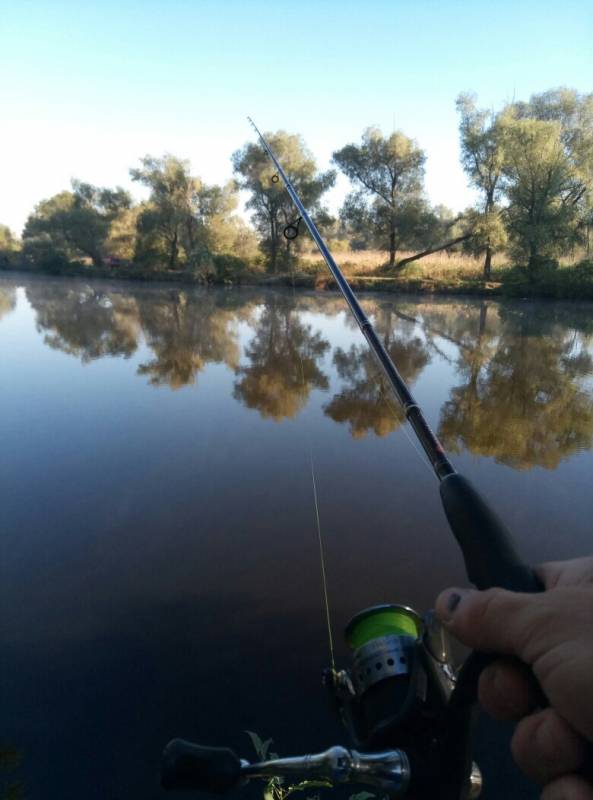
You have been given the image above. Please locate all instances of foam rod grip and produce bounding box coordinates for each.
[161,739,242,793]
[439,473,543,593]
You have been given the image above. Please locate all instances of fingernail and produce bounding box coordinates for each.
[436,588,470,623]
[447,592,462,613]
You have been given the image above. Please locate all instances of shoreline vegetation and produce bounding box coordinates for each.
[3,249,593,300]
[1,88,592,300]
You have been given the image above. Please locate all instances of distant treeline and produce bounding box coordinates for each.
[1,87,592,281]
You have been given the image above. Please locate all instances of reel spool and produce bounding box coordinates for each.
[329,604,456,751]
[345,605,422,694]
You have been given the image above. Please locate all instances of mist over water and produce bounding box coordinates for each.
[2,275,593,799]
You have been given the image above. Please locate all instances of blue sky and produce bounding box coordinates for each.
[1,0,592,234]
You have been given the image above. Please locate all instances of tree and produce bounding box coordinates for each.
[510,88,593,263]
[333,128,470,268]
[232,132,335,273]
[131,155,242,274]
[456,93,506,278]
[132,155,204,271]
[22,182,131,269]
[0,225,20,269]
[499,115,582,277]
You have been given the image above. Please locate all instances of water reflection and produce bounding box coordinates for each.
[233,293,330,420]
[22,281,593,469]
[434,302,593,469]
[0,285,17,322]
[136,290,244,389]
[26,282,139,360]
[4,279,593,800]
[324,302,430,438]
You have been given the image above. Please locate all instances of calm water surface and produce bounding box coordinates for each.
[2,275,593,799]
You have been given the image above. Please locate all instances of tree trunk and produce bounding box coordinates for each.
[169,230,178,270]
[269,213,278,273]
[395,234,472,269]
[389,213,396,266]
[527,242,538,282]
[483,246,492,280]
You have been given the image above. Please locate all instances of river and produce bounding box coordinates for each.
[1,274,593,799]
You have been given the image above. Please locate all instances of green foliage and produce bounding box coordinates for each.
[497,89,593,277]
[499,116,581,277]
[0,746,24,800]
[233,132,335,273]
[22,181,131,270]
[461,208,507,260]
[0,225,20,269]
[212,253,250,282]
[333,127,427,266]
[456,93,506,276]
[246,733,332,800]
[11,88,593,284]
[131,155,244,274]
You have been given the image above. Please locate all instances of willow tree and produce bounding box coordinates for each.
[509,88,593,262]
[232,131,335,273]
[131,154,241,273]
[333,128,469,268]
[0,225,20,269]
[499,116,583,277]
[456,93,506,278]
[23,182,131,269]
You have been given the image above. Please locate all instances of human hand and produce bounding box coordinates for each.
[436,556,593,799]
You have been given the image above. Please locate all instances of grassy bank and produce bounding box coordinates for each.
[4,249,593,300]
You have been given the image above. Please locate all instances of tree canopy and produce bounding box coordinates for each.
[9,85,593,281]
[456,93,506,277]
[333,128,470,268]
[131,154,243,273]
[233,131,335,273]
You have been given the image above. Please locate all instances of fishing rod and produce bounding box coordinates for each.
[245,117,541,598]
[159,121,544,799]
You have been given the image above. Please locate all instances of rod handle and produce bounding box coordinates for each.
[161,739,242,793]
[439,473,543,593]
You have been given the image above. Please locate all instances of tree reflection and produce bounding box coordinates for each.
[136,290,243,389]
[233,294,330,419]
[438,303,593,469]
[26,283,140,360]
[0,286,16,323]
[324,303,430,438]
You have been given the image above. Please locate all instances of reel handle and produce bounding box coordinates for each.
[161,739,242,793]
[439,473,543,594]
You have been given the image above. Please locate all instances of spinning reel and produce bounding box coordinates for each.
[161,604,482,799]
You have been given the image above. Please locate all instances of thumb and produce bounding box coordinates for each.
[435,586,547,664]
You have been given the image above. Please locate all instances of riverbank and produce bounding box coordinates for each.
[3,252,593,299]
